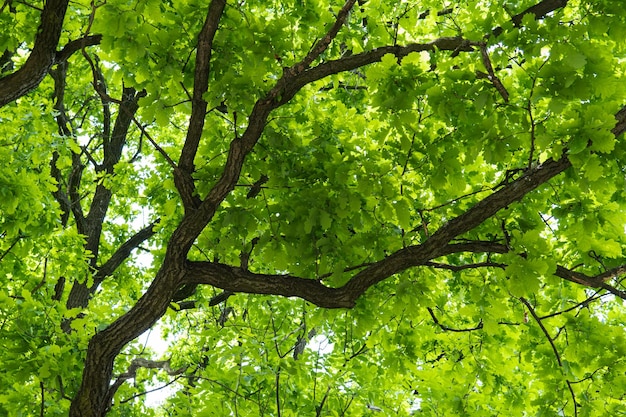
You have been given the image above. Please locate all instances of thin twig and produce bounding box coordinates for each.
[475,41,509,102]
[520,297,562,366]
[130,116,177,169]
[566,380,579,417]
[427,307,484,332]
[0,234,22,263]
[275,366,282,417]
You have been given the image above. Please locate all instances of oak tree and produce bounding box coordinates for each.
[0,0,625,416]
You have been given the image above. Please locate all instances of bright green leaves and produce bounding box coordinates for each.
[2,0,626,415]
[505,257,551,297]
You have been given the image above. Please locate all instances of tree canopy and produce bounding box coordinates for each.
[1,0,625,415]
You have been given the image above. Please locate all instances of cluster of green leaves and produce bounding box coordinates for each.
[1,0,626,415]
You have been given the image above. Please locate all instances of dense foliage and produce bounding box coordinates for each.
[1,0,625,415]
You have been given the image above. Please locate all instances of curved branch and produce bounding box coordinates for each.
[292,0,357,73]
[55,35,102,63]
[185,261,353,308]
[427,307,484,332]
[0,0,70,107]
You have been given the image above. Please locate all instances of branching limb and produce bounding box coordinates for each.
[520,297,580,416]
[555,265,626,300]
[118,373,187,405]
[131,116,177,169]
[49,60,89,235]
[315,386,332,417]
[520,297,562,366]
[0,0,70,107]
[476,42,509,102]
[566,380,579,417]
[105,358,187,413]
[341,157,570,299]
[175,0,227,211]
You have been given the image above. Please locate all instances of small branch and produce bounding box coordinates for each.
[555,265,626,300]
[538,292,604,320]
[131,116,177,169]
[275,366,282,417]
[119,373,186,405]
[420,186,490,212]
[293,0,357,73]
[316,386,332,417]
[93,220,159,287]
[476,41,509,102]
[55,34,102,63]
[427,307,483,332]
[566,380,579,417]
[520,297,562,366]
[0,234,22,263]
[106,358,187,409]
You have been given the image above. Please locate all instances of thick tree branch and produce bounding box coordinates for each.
[55,35,102,63]
[185,261,353,308]
[493,0,569,37]
[84,87,144,261]
[555,265,626,300]
[0,0,69,107]
[93,220,159,287]
[175,0,227,211]
[66,87,145,311]
[341,157,571,299]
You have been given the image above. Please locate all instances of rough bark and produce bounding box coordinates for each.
[0,0,70,107]
[68,0,582,414]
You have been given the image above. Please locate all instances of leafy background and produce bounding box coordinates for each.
[0,0,625,415]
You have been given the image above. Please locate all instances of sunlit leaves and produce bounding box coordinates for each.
[1,0,626,415]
